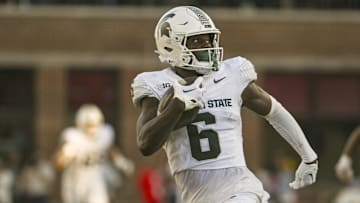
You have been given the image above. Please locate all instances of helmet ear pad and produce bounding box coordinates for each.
[181,54,193,65]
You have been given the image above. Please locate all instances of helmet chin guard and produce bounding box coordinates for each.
[154,6,223,75]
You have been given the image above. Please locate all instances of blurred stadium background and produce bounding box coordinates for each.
[0,0,359,203]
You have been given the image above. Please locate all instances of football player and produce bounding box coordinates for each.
[335,126,360,183]
[54,104,134,203]
[131,6,318,203]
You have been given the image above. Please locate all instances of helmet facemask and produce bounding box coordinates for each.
[180,33,223,74]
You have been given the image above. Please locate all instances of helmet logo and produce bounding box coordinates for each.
[160,22,172,37]
[159,13,175,37]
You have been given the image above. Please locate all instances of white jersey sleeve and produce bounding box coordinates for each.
[60,127,83,158]
[61,127,82,145]
[131,73,160,107]
[222,56,257,92]
[98,124,115,151]
[131,68,179,107]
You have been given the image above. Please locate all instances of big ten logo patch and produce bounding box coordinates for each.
[156,82,172,90]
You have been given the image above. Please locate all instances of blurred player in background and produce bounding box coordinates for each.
[335,125,360,182]
[334,126,360,203]
[54,104,134,203]
[18,149,55,203]
[131,6,318,203]
[0,157,14,203]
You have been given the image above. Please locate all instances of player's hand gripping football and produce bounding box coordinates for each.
[173,76,205,111]
[289,160,318,189]
[335,155,353,183]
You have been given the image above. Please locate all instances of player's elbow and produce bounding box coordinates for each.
[138,143,156,156]
[137,136,157,156]
[139,147,154,156]
[137,127,169,156]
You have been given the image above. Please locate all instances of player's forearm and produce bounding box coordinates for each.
[54,153,71,170]
[264,96,317,163]
[342,126,360,157]
[137,99,184,156]
[173,107,199,130]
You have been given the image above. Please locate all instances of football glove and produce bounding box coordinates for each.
[289,160,318,190]
[173,76,205,111]
[113,153,135,177]
[335,154,353,183]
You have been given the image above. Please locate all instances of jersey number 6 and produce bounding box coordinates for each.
[186,112,221,161]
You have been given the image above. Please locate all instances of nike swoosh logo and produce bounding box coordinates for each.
[213,76,226,84]
[183,88,196,93]
[179,21,188,26]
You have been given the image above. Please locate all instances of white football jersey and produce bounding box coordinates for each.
[60,124,114,203]
[132,56,257,175]
[61,124,114,166]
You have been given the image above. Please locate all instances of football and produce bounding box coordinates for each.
[158,77,200,129]
[158,76,198,113]
[157,86,175,114]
